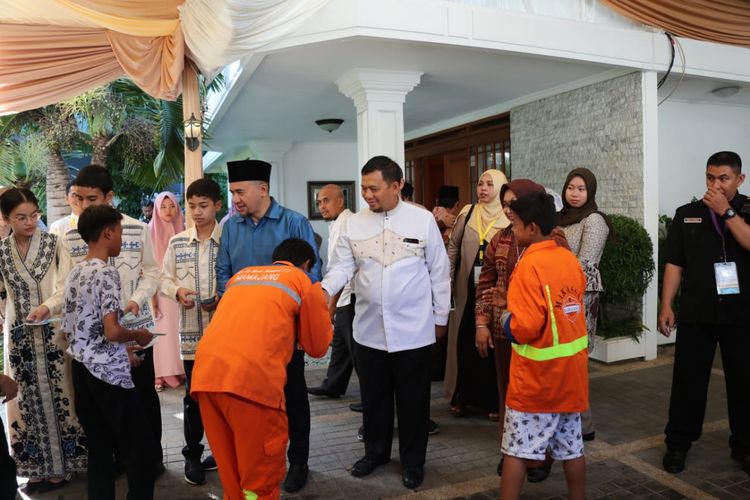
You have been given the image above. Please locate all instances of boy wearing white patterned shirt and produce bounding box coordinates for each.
[159,179,222,486]
[62,205,159,500]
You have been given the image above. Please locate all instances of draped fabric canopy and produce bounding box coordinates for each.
[600,0,750,48]
[0,0,330,114]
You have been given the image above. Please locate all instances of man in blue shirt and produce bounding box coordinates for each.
[216,159,321,493]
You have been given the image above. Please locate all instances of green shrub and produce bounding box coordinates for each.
[598,214,655,341]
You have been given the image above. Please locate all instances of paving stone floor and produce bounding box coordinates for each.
[15,345,750,499]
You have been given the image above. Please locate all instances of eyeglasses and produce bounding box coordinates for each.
[12,211,40,224]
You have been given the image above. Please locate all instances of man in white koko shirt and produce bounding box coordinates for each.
[322,156,450,490]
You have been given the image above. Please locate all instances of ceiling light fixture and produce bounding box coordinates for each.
[711,85,741,98]
[315,118,344,133]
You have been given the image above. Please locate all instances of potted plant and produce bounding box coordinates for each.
[591,214,655,362]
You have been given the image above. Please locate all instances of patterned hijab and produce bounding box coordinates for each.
[149,192,184,263]
[459,169,511,240]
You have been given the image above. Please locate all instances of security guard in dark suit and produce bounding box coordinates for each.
[659,151,750,476]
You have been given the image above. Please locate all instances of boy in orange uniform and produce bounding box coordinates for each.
[191,238,333,500]
[499,192,588,500]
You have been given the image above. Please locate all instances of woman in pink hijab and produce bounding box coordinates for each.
[150,192,186,390]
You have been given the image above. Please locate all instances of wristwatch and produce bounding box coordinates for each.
[722,208,737,220]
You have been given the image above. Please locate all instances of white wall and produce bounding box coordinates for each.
[282,141,359,268]
[658,100,750,216]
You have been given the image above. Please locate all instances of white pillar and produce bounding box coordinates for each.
[250,140,293,204]
[336,69,423,175]
[641,70,659,361]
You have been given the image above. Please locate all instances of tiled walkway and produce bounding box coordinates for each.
[17,345,750,499]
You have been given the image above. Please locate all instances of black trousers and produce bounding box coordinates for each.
[73,361,161,500]
[182,360,205,460]
[319,296,357,395]
[285,349,310,465]
[665,323,750,454]
[0,415,17,498]
[130,346,163,462]
[356,342,433,468]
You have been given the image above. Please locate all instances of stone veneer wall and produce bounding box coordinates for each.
[510,72,644,221]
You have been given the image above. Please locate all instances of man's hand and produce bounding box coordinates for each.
[177,288,197,309]
[658,306,676,338]
[200,295,218,312]
[133,328,153,347]
[126,345,144,367]
[124,301,140,317]
[704,186,731,216]
[435,324,447,339]
[475,326,494,358]
[26,305,50,323]
[0,375,18,403]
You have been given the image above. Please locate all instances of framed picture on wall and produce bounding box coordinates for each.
[307,181,356,220]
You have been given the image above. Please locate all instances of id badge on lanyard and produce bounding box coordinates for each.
[710,211,740,295]
[473,210,496,286]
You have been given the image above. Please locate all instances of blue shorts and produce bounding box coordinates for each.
[501,407,584,461]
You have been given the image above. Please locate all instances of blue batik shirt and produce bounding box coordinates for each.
[216,198,321,295]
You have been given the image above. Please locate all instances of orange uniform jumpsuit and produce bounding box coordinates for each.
[191,262,333,500]
[505,240,589,414]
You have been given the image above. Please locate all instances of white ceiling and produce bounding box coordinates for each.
[208,37,617,150]
[658,74,750,106]
[208,37,750,154]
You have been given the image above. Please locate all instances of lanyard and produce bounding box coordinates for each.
[475,208,498,262]
[709,210,729,262]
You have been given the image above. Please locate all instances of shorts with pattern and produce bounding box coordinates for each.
[501,407,584,461]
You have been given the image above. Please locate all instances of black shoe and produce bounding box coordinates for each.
[283,463,308,493]
[23,480,45,493]
[154,462,167,478]
[184,457,206,485]
[527,460,552,483]
[583,432,595,441]
[351,457,388,477]
[428,419,440,435]
[37,479,69,494]
[201,455,217,471]
[730,450,750,475]
[357,426,364,442]
[663,449,687,474]
[350,402,363,412]
[497,457,504,476]
[402,466,424,489]
[307,386,340,398]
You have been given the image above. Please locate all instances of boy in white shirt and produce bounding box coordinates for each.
[159,179,222,485]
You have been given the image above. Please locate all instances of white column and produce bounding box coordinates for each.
[641,70,659,361]
[250,140,293,204]
[336,69,423,174]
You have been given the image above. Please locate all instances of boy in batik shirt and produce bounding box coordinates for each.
[62,205,159,500]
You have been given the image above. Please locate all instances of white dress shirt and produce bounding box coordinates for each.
[327,208,354,307]
[322,200,450,353]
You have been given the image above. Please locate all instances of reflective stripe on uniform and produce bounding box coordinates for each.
[243,490,258,500]
[511,285,587,362]
[227,280,301,305]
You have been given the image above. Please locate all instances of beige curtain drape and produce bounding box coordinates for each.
[0,0,331,114]
[600,0,750,48]
[0,23,183,114]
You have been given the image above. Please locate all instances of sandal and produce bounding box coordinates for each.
[449,404,464,417]
[155,384,164,392]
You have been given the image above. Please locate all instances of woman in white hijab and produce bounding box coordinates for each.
[444,169,510,420]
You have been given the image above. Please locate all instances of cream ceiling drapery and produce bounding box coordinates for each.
[600,0,750,48]
[0,0,331,114]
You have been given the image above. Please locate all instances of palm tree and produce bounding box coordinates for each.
[0,107,81,223]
